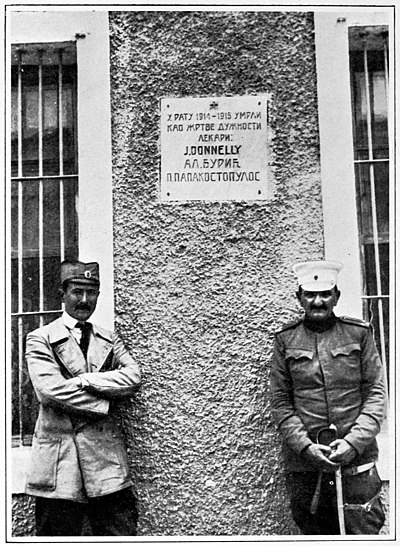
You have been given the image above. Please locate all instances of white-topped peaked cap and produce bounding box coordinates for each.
[293,260,343,291]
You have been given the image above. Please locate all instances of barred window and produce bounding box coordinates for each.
[11,42,79,446]
[349,26,389,380]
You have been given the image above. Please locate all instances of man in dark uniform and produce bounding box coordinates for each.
[25,260,141,536]
[271,260,387,535]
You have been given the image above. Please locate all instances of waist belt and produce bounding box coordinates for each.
[342,462,375,476]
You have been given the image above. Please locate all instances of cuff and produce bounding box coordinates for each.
[80,375,90,388]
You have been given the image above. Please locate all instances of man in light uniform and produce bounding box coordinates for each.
[271,260,386,534]
[25,260,141,536]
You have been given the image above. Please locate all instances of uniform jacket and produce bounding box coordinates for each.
[271,315,386,471]
[25,317,141,502]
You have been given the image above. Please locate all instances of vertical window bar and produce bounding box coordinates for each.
[18,183,24,444]
[383,36,389,137]
[17,51,24,444]
[17,52,23,312]
[383,35,389,99]
[17,51,23,178]
[362,42,387,373]
[58,49,65,260]
[38,50,43,178]
[58,49,64,177]
[38,51,44,325]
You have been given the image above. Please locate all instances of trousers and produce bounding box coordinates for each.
[35,487,138,536]
[287,466,385,535]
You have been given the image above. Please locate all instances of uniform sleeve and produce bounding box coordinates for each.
[26,332,110,417]
[270,334,312,454]
[343,327,387,454]
[79,332,141,399]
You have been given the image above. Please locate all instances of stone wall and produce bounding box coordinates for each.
[109,10,321,535]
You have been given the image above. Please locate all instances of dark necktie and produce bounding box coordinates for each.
[77,322,92,360]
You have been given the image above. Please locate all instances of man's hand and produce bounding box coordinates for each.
[328,439,357,464]
[303,443,340,471]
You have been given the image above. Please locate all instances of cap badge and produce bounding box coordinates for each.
[84,270,92,279]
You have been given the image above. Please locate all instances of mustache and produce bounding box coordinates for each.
[76,303,91,310]
[311,305,328,310]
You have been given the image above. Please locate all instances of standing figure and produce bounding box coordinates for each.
[271,260,387,535]
[25,260,141,536]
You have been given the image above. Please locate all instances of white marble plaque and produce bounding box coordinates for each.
[160,95,269,202]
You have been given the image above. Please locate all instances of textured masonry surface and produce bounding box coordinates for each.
[109,11,320,536]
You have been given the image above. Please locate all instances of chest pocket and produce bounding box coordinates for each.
[285,348,316,389]
[285,348,314,362]
[330,343,361,357]
[329,342,361,385]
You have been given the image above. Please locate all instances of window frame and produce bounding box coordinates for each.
[6,9,114,494]
[314,9,394,485]
[314,8,393,315]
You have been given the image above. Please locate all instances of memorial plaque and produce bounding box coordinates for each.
[160,95,269,202]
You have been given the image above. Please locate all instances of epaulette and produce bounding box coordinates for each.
[275,318,303,334]
[339,316,370,328]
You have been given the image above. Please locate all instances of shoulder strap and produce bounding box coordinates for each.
[275,318,303,334]
[339,316,370,328]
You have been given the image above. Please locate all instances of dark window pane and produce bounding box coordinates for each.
[11,316,20,437]
[355,163,373,240]
[11,179,18,254]
[42,66,60,176]
[11,259,18,314]
[379,242,389,296]
[62,66,78,175]
[354,161,389,242]
[21,66,39,177]
[22,258,39,312]
[64,178,79,259]
[11,81,18,177]
[22,179,39,255]
[362,243,389,297]
[375,162,390,237]
[43,178,61,256]
[43,257,62,311]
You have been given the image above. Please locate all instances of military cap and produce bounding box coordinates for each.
[293,260,343,291]
[61,260,100,285]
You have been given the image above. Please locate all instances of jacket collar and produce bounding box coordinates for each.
[48,317,113,375]
[48,316,112,344]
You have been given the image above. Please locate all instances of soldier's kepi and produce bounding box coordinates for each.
[270,260,387,535]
